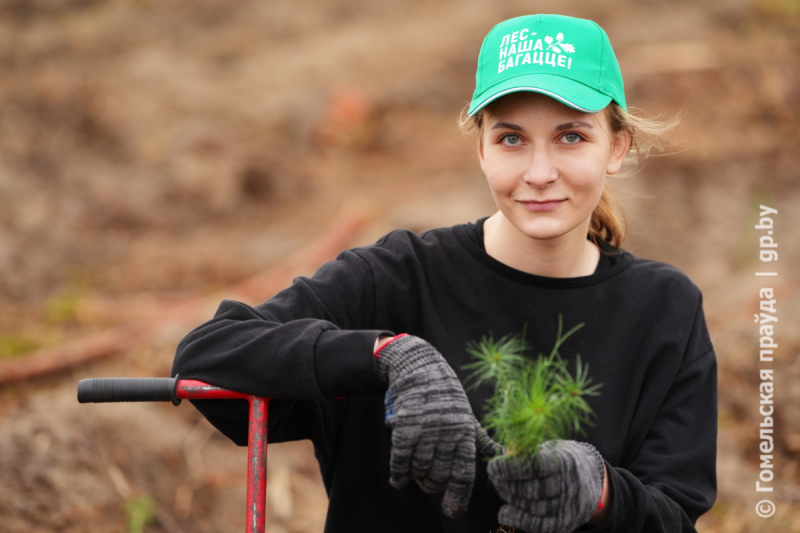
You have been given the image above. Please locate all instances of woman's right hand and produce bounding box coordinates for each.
[374,334,482,518]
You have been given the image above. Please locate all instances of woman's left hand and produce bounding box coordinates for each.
[487,440,606,533]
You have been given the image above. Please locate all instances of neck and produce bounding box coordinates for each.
[483,212,600,278]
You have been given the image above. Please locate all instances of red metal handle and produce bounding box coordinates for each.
[175,379,252,400]
[79,377,381,533]
[79,378,270,533]
[246,396,269,533]
[175,380,269,533]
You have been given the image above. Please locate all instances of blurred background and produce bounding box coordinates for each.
[0,0,798,531]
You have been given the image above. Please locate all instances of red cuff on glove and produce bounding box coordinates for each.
[374,333,409,357]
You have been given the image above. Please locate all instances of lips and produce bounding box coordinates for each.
[518,199,565,212]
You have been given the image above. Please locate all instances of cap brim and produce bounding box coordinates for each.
[469,73,612,116]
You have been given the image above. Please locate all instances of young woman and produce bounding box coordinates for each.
[171,14,717,533]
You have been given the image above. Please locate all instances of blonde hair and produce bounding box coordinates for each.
[458,100,680,249]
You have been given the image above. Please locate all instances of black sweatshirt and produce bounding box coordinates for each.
[171,218,717,533]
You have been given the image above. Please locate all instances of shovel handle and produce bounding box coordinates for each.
[77,377,381,533]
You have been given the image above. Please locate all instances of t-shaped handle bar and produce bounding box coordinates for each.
[79,376,270,533]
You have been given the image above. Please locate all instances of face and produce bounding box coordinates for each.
[477,92,628,244]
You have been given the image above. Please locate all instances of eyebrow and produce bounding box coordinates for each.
[555,120,594,131]
[490,120,594,132]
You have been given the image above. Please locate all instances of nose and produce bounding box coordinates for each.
[522,148,558,189]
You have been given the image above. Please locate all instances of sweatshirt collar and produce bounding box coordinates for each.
[452,217,634,288]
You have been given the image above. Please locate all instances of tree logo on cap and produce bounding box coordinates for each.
[545,33,575,54]
[496,30,576,73]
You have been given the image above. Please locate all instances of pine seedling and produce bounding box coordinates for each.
[463,327,529,393]
[464,315,602,459]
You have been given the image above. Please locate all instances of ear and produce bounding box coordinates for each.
[476,135,486,169]
[606,129,629,176]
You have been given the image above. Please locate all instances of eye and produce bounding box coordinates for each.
[501,133,523,146]
[561,132,582,144]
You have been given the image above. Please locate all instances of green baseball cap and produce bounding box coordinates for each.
[468,14,626,116]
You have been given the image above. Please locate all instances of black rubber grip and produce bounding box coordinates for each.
[78,376,180,405]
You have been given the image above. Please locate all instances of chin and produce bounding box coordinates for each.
[510,216,571,241]
[502,202,594,242]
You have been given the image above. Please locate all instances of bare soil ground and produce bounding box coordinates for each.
[1,0,799,531]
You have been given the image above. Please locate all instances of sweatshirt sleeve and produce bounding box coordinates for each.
[578,298,718,532]
[169,248,394,445]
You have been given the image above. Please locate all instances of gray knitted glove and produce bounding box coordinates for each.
[476,418,506,458]
[487,440,605,533]
[376,334,484,517]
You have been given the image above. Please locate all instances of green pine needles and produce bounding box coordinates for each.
[463,316,602,459]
